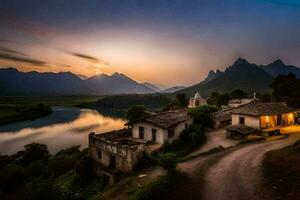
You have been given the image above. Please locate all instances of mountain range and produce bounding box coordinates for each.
[0,69,154,95]
[0,68,185,96]
[1,58,299,96]
[179,58,300,97]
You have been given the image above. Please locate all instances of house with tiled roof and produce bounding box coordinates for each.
[226,100,299,136]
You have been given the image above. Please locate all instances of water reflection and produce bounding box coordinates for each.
[0,107,126,155]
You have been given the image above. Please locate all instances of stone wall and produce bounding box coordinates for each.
[232,114,260,129]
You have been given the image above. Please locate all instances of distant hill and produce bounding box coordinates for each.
[179,58,274,97]
[0,68,154,96]
[261,59,300,79]
[84,72,154,94]
[0,68,90,95]
[162,86,186,93]
[141,82,161,92]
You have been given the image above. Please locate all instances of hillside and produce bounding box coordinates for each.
[261,59,300,78]
[84,72,154,94]
[179,58,274,97]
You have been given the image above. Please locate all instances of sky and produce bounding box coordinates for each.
[0,0,299,87]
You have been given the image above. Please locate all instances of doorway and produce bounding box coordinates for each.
[277,114,282,126]
[109,155,116,169]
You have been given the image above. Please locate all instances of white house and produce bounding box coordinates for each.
[132,109,193,144]
[226,100,299,137]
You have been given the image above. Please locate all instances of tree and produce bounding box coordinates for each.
[76,156,94,183]
[157,153,177,175]
[21,143,50,166]
[207,92,230,107]
[176,93,188,107]
[126,105,149,125]
[189,105,219,127]
[270,73,300,107]
[230,89,247,99]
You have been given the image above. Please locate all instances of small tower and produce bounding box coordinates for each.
[189,91,207,108]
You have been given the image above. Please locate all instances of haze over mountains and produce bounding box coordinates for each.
[180,58,300,97]
[0,58,299,96]
[0,68,184,96]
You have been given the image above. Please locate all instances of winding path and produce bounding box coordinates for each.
[175,133,300,200]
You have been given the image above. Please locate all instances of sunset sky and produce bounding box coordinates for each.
[0,0,299,87]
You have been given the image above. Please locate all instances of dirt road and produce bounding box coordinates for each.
[175,133,300,200]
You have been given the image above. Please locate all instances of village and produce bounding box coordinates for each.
[88,91,300,186]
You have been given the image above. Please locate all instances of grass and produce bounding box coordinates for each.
[0,96,103,107]
[262,139,300,200]
[0,104,52,125]
[128,172,185,200]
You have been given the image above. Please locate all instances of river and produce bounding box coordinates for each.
[0,107,126,155]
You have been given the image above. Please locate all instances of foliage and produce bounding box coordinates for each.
[0,143,101,199]
[207,92,230,107]
[81,93,173,111]
[21,143,50,166]
[128,172,184,200]
[21,177,62,200]
[0,164,26,194]
[262,139,300,200]
[189,105,218,127]
[126,105,149,125]
[176,93,188,107]
[48,154,78,178]
[270,73,300,107]
[76,156,95,183]
[257,92,272,102]
[159,124,205,158]
[157,153,177,175]
[230,89,248,99]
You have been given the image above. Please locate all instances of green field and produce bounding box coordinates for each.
[0,104,53,125]
[0,96,103,107]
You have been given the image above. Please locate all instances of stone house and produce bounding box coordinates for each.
[89,129,146,185]
[89,108,193,185]
[132,108,193,144]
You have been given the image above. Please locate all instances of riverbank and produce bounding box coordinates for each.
[0,104,52,125]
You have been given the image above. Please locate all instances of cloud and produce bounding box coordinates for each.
[0,52,47,66]
[0,47,27,56]
[71,52,100,63]
[62,49,109,65]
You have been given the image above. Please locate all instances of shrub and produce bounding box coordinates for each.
[48,155,78,178]
[157,153,177,175]
[189,105,218,127]
[76,156,94,183]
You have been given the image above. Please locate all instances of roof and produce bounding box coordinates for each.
[135,108,190,129]
[212,107,235,122]
[226,124,259,135]
[194,92,202,99]
[231,101,299,116]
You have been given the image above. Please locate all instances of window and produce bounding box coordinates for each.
[239,117,245,124]
[98,150,102,159]
[139,126,144,139]
[168,129,175,138]
[152,128,157,141]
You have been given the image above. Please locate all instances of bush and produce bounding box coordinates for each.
[21,143,50,166]
[21,177,62,200]
[189,105,218,127]
[76,156,94,183]
[157,153,177,175]
[0,164,26,194]
[48,155,78,178]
